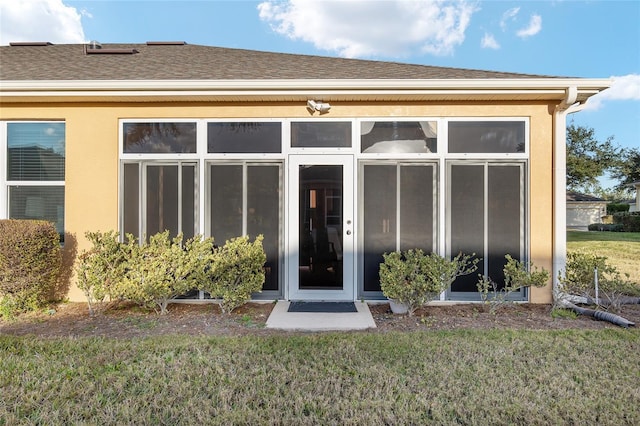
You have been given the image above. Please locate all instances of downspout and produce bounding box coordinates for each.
[553,86,580,301]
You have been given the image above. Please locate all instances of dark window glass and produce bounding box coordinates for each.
[123,163,139,237]
[362,163,437,293]
[123,123,197,153]
[7,122,65,181]
[448,121,525,153]
[247,165,281,291]
[363,165,397,292]
[146,165,179,237]
[208,122,281,153]
[210,164,243,244]
[400,165,434,252]
[181,165,196,240]
[291,122,351,148]
[361,121,437,153]
[487,165,522,288]
[450,164,485,292]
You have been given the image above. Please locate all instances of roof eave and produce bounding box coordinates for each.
[0,78,611,103]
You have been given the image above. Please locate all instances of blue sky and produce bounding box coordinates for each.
[1,0,638,186]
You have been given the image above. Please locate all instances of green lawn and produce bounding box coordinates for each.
[1,331,639,424]
[567,231,640,284]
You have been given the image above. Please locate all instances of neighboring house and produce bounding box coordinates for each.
[566,191,607,231]
[629,181,640,212]
[0,42,610,304]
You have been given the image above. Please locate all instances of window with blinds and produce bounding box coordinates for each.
[5,122,65,239]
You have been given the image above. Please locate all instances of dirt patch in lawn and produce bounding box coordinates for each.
[1,301,639,338]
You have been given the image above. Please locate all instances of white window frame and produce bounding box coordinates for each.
[1,121,66,232]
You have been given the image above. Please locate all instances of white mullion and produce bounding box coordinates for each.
[140,163,146,241]
[177,162,183,236]
[520,163,525,261]
[483,162,489,277]
[242,163,248,236]
[0,123,6,220]
[396,163,401,251]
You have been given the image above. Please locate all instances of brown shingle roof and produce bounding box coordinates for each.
[0,42,559,81]
[566,191,606,202]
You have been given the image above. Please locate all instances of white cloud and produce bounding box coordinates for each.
[500,7,520,31]
[0,0,85,46]
[481,33,500,49]
[516,14,542,38]
[584,74,640,111]
[258,0,477,58]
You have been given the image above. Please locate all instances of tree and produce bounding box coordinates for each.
[611,147,640,196]
[566,123,621,193]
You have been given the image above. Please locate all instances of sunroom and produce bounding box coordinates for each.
[119,117,528,302]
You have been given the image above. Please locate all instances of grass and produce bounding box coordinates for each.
[567,231,640,284]
[1,330,639,424]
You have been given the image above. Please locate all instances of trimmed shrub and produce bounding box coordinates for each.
[75,231,136,316]
[613,212,640,232]
[118,232,215,315]
[0,220,61,318]
[379,249,478,316]
[588,223,623,232]
[201,235,266,314]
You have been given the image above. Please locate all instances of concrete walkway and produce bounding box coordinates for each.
[265,301,377,331]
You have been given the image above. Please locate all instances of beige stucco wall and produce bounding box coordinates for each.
[1,100,555,303]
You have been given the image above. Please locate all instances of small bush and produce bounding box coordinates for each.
[587,223,623,232]
[560,250,636,312]
[477,254,549,314]
[0,220,61,318]
[379,249,478,316]
[118,232,215,315]
[201,235,266,314]
[75,231,136,316]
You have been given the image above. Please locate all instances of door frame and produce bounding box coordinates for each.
[286,154,355,301]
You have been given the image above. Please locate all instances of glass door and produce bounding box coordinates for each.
[288,155,354,300]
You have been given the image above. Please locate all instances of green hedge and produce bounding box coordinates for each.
[613,212,640,232]
[0,220,62,317]
[588,223,623,232]
[606,203,630,214]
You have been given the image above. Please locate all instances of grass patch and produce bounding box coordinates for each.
[1,330,639,424]
[551,308,579,320]
[567,231,640,284]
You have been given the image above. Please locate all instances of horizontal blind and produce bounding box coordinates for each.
[7,122,65,181]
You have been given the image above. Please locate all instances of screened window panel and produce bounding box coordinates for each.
[146,165,179,238]
[123,123,197,153]
[9,186,64,237]
[210,164,243,244]
[291,122,352,148]
[400,165,434,252]
[7,122,65,181]
[450,165,485,292]
[123,163,139,238]
[181,165,196,240]
[448,121,525,153]
[208,122,281,153]
[361,121,437,153]
[487,165,522,288]
[247,165,281,291]
[362,165,397,292]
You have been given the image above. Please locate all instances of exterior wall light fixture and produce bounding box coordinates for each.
[307,99,331,114]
